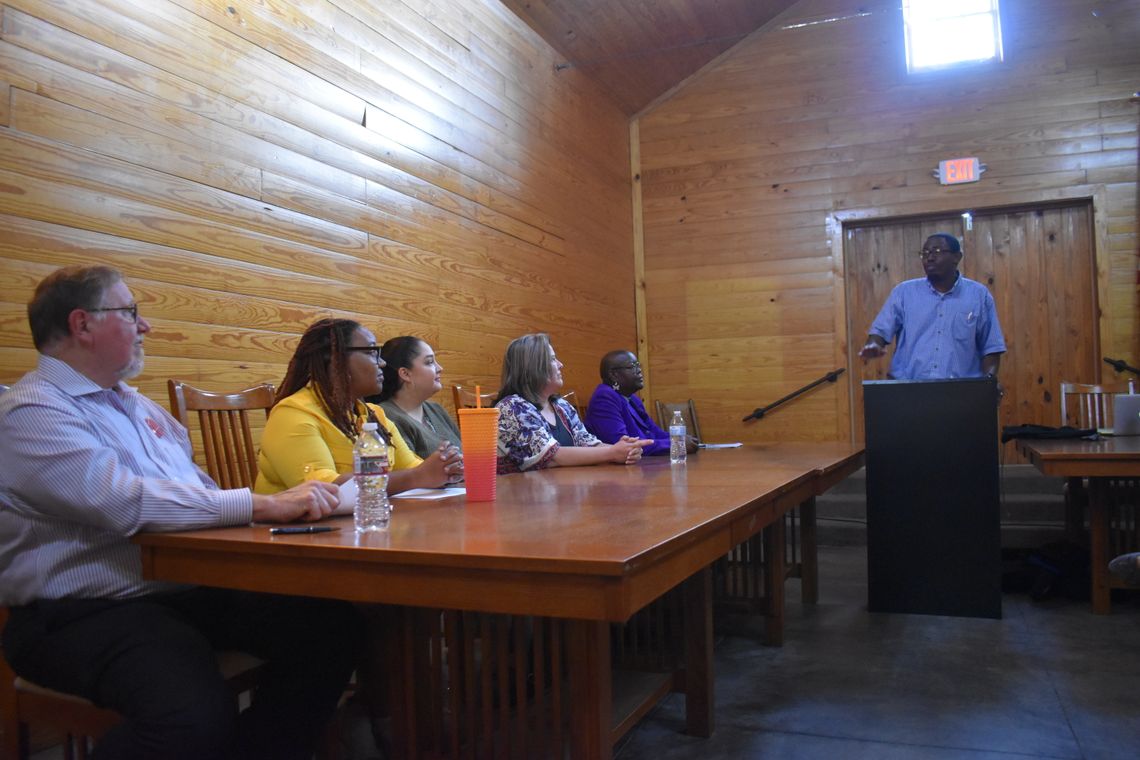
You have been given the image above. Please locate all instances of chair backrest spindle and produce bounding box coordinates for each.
[168,380,275,489]
[451,384,498,411]
[1059,381,1133,429]
[654,399,702,443]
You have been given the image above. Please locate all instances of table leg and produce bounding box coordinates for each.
[800,496,818,605]
[764,517,786,646]
[1089,478,1111,614]
[1065,477,1087,538]
[567,619,613,760]
[388,606,416,759]
[682,567,714,737]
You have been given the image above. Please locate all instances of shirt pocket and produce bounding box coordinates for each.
[951,308,978,341]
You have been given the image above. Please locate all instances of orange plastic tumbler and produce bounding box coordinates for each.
[458,407,499,502]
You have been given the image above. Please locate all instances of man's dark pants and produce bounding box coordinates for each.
[3,587,363,760]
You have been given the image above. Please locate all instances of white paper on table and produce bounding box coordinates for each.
[394,487,467,500]
[333,478,357,515]
[697,442,743,449]
[334,480,464,513]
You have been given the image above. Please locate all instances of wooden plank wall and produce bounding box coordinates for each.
[636,0,1139,444]
[0,0,634,440]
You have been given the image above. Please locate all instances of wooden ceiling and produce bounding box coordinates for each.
[500,0,799,115]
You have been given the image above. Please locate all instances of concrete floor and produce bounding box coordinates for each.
[613,545,1140,760]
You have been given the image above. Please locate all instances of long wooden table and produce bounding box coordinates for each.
[135,443,862,758]
[1018,437,1140,613]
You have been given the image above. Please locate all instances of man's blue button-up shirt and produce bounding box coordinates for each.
[869,274,1006,380]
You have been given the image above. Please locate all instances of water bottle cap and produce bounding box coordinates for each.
[362,422,378,431]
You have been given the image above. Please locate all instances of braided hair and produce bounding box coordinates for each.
[275,318,390,444]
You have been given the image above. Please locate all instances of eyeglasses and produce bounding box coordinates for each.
[917,248,956,259]
[613,361,642,371]
[88,304,139,323]
[346,345,383,364]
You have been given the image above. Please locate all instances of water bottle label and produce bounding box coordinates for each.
[357,455,389,476]
[670,426,685,436]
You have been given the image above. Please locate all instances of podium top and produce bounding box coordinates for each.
[863,377,995,387]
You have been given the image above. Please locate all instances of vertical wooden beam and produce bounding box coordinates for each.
[1089,479,1111,614]
[1091,184,1111,379]
[681,567,714,737]
[0,81,10,128]
[763,517,786,646]
[390,606,417,759]
[567,619,612,760]
[799,497,819,604]
[830,213,854,442]
[630,118,651,397]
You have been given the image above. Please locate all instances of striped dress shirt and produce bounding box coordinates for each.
[0,355,251,605]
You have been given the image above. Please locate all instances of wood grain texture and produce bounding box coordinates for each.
[0,0,635,440]
[637,0,1139,444]
[498,0,798,114]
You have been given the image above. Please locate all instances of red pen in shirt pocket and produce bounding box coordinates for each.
[145,418,165,438]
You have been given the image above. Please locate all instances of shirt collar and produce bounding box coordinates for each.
[36,354,134,398]
[926,271,962,296]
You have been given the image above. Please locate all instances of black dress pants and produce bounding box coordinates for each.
[2,587,364,760]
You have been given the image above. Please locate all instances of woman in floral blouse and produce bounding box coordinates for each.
[494,333,650,474]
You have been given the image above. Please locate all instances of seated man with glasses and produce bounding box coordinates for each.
[584,349,698,456]
[858,233,1006,387]
[0,265,363,760]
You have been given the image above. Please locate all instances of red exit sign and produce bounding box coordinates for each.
[937,157,984,185]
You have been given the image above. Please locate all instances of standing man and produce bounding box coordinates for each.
[859,233,1006,389]
[0,266,363,760]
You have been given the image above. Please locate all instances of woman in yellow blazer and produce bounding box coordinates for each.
[255,318,461,495]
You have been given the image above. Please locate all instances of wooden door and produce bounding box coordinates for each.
[844,201,1098,454]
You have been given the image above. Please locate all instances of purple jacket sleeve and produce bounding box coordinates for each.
[584,384,670,456]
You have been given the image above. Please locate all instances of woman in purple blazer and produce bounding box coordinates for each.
[584,350,699,456]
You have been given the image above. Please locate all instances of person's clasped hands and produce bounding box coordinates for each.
[613,436,653,465]
[425,440,464,484]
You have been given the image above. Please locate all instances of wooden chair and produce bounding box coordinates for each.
[559,389,586,420]
[167,380,275,489]
[1,606,266,760]
[450,384,497,411]
[1,605,119,759]
[1058,381,1139,545]
[1059,381,1135,429]
[654,399,702,442]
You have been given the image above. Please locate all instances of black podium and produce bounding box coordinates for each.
[865,378,1001,619]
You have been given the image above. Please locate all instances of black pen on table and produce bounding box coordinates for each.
[269,526,339,535]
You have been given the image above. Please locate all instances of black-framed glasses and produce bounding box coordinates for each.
[346,345,383,364]
[88,304,139,323]
[613,361,642,371]
[917,248,955,259]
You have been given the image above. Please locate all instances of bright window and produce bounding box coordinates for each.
[903,0,1003,73]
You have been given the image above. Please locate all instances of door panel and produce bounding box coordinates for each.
[845,213,963,444]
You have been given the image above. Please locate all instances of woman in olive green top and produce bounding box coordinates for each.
[368,336,463,459]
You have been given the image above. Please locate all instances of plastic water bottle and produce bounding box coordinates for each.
[669,411,687,465]
[353,422,390,532]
